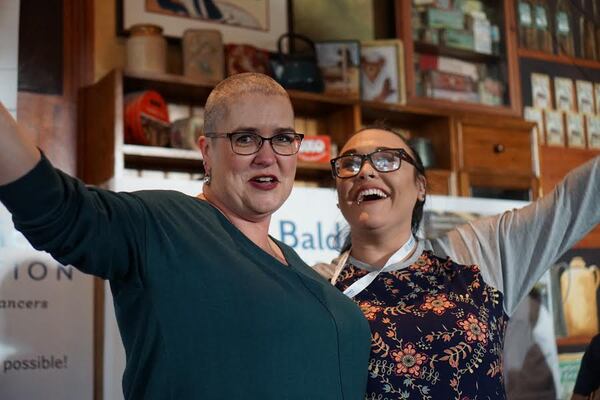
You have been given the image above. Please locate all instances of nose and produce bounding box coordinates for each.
[357,157,376,179]
[252,138,277,166]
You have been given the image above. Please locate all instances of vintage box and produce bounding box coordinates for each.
[424,70,476,92]
[298,135,331,163]
[543,110,565,146]
[524,106,545,145]
[424,8,465,30]
[531,73,551,109]
[565,112,586,148]
[575,80,594,114]
[554,77,575,111]
[585,115,600,149]
[440,28,474,51]
[419,54,479,81]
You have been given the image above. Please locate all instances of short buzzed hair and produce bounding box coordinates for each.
[203,73,290,134]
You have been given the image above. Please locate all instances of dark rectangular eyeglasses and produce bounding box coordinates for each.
[330,148,417,179]
[204,131,304,156]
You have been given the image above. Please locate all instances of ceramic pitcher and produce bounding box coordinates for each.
[561,257,600,337]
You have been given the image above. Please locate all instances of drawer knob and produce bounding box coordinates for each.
[493,144,505,153]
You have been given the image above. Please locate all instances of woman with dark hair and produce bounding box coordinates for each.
[315,125,600,399]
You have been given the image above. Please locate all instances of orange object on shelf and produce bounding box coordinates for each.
[298,135,331,163]
[124,90,170,146]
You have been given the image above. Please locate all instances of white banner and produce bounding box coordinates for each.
[0,205,94,400]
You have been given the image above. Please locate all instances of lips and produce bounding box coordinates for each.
[249,175,279,190]
[355,187,389,204]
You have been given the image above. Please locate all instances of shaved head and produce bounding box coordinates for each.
[203,73,291,134]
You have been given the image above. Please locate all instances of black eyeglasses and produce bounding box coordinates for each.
[204,131,304,156]
[330,148,417,179]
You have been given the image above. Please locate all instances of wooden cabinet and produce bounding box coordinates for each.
[456,116,538,199]
[395,0,522,116]
[79,68,538,199]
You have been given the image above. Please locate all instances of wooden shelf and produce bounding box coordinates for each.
[557,335,594,348]
[123,69,214,104]
[123,144,202,160]
[518,48,600,70]
[414,41,503,64]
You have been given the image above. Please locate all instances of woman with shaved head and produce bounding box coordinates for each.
[0,73,370,399]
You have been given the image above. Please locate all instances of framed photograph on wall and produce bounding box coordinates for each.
[118,0,288,51]
[359,40,405,104]
[315,40,361,99]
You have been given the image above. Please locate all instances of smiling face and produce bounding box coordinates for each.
[199,92,296,222]
[335,129,426,237]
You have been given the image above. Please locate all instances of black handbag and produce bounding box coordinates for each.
[270,33,324,93]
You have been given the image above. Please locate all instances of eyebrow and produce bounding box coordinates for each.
[340,146,394,156]
[232,126,296,134]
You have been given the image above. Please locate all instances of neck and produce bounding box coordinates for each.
[349,225,414,268]
[198,191,286,264]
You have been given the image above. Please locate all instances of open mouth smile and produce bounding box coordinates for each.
[356,188,389,204]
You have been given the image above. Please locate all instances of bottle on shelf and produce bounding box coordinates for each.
[534,0,552,53]
[517,0,537,50]
[579,0,597,60]
[555,0,575,57]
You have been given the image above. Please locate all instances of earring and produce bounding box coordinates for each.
[203,172,211,185]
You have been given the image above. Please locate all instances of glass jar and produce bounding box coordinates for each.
[126,24,167,74]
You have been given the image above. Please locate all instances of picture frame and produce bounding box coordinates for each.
[544,110,565,146]
[117,0,289,51]
[315,40,361,99]
[531,73,551,109]
[575,80,594,114]
[565,112,585,148]
[359,39,406,104]
[554,77,575,112]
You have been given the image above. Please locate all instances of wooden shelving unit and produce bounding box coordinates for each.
[79,67,539,197]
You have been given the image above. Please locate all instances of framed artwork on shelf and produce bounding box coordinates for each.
[359,40,405,104]
[554,77,575,112]
[315,40,361,99]
[575,80,594,115]
[531,73,551,109]
[544,110,565,146]
[565,112,585,148]
[117,0,288,51]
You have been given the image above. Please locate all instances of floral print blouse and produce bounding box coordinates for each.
[335,251,508,400]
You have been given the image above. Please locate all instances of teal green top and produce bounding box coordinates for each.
[0,156,370,400]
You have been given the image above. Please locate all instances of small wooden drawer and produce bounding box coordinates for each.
[460,124,532,175]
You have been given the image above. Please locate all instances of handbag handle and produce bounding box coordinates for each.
[277,33,317,57]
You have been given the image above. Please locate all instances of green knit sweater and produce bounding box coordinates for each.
[0,157,370,400]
